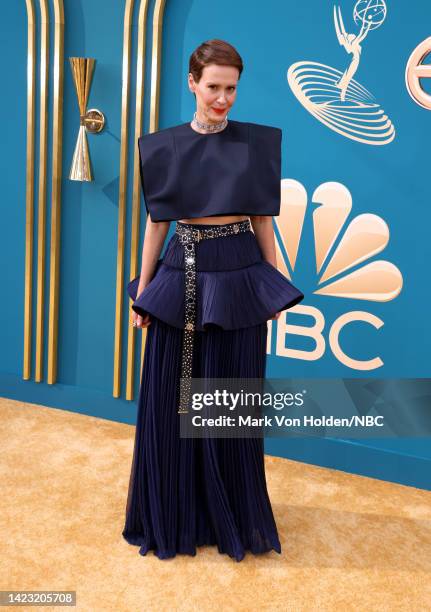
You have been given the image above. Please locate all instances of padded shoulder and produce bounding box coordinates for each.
[137,129,177,222]
[249,123,282,216]
[250,123,282,159]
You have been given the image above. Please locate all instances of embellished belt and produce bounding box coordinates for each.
[175,218,252,414]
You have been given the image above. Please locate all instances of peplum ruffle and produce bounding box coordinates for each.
[127,228,304,331]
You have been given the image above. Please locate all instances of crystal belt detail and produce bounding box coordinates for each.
[175,219,252,414]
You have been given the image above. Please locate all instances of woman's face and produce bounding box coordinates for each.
[188,63,239,124]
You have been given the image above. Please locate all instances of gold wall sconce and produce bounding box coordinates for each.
[69,57,105,181]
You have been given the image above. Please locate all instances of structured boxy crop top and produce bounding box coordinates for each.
[137,119,282,222]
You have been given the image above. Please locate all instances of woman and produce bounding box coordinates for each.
[122,39,304,562]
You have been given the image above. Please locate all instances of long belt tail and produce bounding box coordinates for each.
[178,239,197,413]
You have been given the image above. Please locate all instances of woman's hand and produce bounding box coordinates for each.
[269,311,281,321]
[132,285,151,328]
[132,308,152,328]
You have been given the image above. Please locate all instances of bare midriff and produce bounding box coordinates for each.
[177,215,249,225]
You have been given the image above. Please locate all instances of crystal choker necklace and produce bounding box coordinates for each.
[191,111,228,133]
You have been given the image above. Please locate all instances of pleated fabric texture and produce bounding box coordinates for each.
[122,317,281,561]
[122,223,304,561]
[127,227,304,331]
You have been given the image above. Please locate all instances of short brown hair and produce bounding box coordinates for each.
[189,39,243,83]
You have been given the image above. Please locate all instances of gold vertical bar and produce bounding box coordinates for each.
[115,0,167,400]
[35,0,49,382]
[139,0,166,376]
[148,0,166,133]
[47,0,65,384]
[23,1,36,380]
[125,0,151,400]
[112,0,137,398]
[126,0,165,399]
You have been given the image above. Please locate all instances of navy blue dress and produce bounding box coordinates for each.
[122,121,305,562]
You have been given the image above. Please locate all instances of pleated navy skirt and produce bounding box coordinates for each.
[122,220,304,562]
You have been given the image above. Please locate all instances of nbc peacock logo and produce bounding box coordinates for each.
[272,180,403,370]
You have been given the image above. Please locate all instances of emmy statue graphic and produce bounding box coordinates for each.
[334,4,373,101]
[287,0,395,145]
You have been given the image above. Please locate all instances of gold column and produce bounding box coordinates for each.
[124,0,150,399]
[128,0,167,400]
[23,0,36,380]
[47,0,65,383]
[23,1,65,383]
[112,0,140,399]
[34,0,49,382]
[113,0,167,400]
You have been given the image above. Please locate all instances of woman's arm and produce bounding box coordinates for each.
[132,215,170,328]
[249,215,281,320]
[249,215,277,267]
[137,215,171,294]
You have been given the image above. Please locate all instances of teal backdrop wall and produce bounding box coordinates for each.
[1,1,430,490]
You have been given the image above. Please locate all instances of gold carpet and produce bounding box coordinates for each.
[1,397,430,611]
